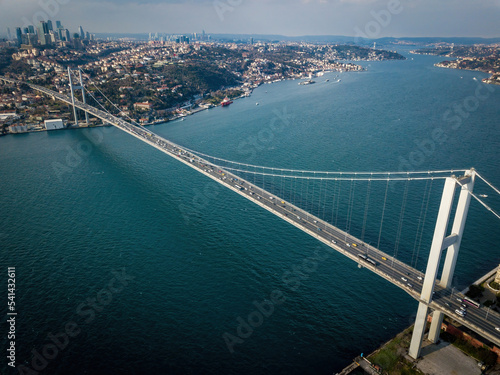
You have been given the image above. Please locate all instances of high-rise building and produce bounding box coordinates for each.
[78,26,84,39]
[64,29,71,42]
[85,31,90,40]
[15,27,22,46]
[37,21,50,45]
[56,20,63,29]
[28,25,35,34]
[47,20,53,31]
[7,27,12,40]
[23,27,29,34]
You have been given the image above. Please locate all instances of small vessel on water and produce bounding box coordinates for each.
[479,194,488,198]
[298,80,315,85]
[221,97,233,107]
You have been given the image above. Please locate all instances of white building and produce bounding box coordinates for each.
[0,112,17,120]
[44,119,65,130]
[8,124,28,133]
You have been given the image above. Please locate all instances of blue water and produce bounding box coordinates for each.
[1,50,499,374]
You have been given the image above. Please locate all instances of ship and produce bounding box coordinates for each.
[221,97,233,107]
[298,80,315,85]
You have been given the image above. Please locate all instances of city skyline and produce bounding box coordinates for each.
[1,0,499,39]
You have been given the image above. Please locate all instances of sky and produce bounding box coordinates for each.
[1,0,499,38]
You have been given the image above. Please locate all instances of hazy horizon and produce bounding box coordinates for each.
[2,0,499,40]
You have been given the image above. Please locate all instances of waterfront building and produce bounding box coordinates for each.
[44,119,65,130]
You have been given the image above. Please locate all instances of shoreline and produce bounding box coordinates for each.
[2,69,344,136]
[337,264,500,374]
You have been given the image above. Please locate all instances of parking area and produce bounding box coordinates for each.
[415,340,481,375]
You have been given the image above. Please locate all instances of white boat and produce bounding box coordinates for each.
[479,194,488,198]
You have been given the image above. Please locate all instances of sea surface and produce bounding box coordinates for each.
[1,49,499,374]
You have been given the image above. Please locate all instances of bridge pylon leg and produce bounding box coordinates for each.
[78,69,89,125]
[428,311,444,342]
[408,177,457,359]
[409,302,430,358]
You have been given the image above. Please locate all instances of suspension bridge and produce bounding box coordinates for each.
[1,71,500,359]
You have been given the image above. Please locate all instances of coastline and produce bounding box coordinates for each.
[409,50,499,85]
[337,265,500,375]
[2,69,342,136]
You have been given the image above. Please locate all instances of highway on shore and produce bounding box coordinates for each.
[2,75,500,347]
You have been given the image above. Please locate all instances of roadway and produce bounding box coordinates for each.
[2,75,499,347]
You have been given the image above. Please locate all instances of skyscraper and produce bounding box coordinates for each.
[79,26,84,39]
[15,28,22,46]
[56,20,63,29]
[7,27,12,40]
[37,21,50,45]
[64,29,71,42]
[47,20,53,32]
[28,25,35,34]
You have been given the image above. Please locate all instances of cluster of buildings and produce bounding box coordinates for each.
[148,30,211,44]
[1,35,405,134]
[6,20,95,49]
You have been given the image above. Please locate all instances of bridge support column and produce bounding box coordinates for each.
[408,176,457,359]
[428,311,444,342]
[409,302,431,358]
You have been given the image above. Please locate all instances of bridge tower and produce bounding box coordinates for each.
[408,168,475,359]
[68,67,89,126]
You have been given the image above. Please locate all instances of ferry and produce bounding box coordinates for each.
[221,97,233,107]
[298,80,315,85]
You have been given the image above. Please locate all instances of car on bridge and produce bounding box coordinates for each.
[455,309,466,317]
